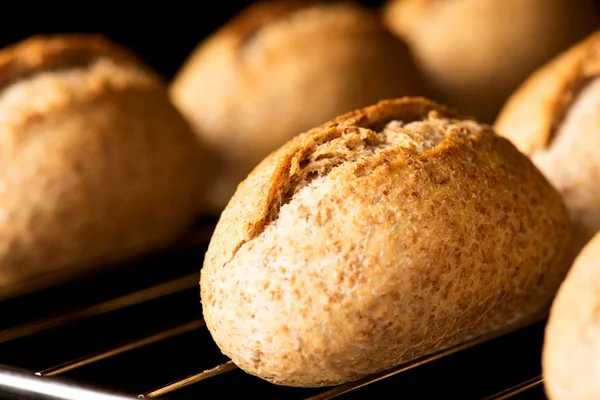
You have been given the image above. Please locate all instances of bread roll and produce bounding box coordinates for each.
[495,30,600,259]
[200,97,572,387]
[170,0,429,214]
[543,232,600,400]
[0,35,211,299]
[383,0,599,123]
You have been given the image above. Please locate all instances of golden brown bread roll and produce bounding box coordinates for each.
[170,0,429,214]
[0,35,211,299]
[200,97,572,387]
[495,30,600,259]
[543,232,600,400]
[383,0,599,123]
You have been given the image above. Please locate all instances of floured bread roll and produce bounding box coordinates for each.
[0,35,212,299]
[170,0,429,213]
[543,231,600,400]
[201,97,571,387]
[383,0,599,123]
[496,30,600,259]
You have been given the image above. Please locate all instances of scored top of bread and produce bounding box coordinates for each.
[0,35,147,85]
[496,30,600,154]
[205,97,463,269]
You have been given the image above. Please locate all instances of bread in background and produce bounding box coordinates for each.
[170,0,430,214]
[201,97,572,387]
[383,0,599,123]
[496,30,600,260]
[0,35,212,299]
[543,231,600,400]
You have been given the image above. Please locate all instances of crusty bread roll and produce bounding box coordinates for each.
[170,0,429,214]
[383,0,599,123]
[200,97,572,387]
[543,231,600,400]
[0,35,212,299]
[495,30,600,260]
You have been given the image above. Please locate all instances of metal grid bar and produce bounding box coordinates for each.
[0,221,551,399]
[0,285,549,400]
[138,361,237,398]
[483,376,545,400]
[0,274,198,344]
[306,313,548,400]
[36,320,205,377]
[0,366,136,400]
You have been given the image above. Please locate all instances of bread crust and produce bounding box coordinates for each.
[383,0,599,123]
[0,35,211,299]
[495,29,600,258]
[543,232,600,400]
[170,0,429,214]
[201,97,572,387]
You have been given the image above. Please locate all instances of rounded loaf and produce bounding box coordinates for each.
[0,35,211,299]
[170,0,429,213]
[200,97,572,387]
[543,232,600,400]
[495,30,600,259]
[383,0,599,123]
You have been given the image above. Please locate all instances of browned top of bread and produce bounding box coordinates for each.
[0,34,163,141]
[216,0,382,53]
[206,97,464,269]
[220,0,319,48]
[495,29,600,154]
[0,34,149,91]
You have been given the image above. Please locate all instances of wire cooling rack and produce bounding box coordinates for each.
[0,218,548,399]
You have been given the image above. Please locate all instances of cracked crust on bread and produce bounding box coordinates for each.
[201,97,572,387]
[495,29,600,259]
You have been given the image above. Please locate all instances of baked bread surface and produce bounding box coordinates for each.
[170,0,429,213]
[543,231,600,400]
[201,97,571,387]
[383,0,599,123]
[0,35,211,299]
[495,29,600,258]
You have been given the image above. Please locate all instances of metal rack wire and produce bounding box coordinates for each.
[0,219,549,399]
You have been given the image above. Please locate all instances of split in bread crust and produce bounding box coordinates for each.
[495,29,600,259]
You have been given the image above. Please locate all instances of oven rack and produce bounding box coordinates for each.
[0,219,549,399]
